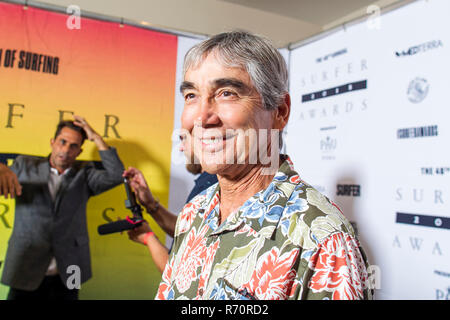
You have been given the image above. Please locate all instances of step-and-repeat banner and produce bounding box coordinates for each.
[0,2,179,299]
[1,0,449,300]
[285,0,449,299]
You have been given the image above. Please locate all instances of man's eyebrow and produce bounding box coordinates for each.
[180,81,196,93]
[213,78,250,92]
[180,78,252,93]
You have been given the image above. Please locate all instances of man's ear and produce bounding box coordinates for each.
[273,93,291,130]
[50,138,55,147]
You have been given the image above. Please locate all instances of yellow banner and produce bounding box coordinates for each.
[0,3,177,299]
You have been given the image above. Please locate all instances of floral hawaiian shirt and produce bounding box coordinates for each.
[156,156,373,300]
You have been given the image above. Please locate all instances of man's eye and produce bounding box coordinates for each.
[185,93,195,101]
[219,90,237,98]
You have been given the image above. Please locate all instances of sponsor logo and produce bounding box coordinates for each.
[395,40,443,57]
[320,126,336,160]
[337,184,361,197]
[397,125,438,139]
[320,136,336,160]
[316,48,348,63]
[407,77,429,103]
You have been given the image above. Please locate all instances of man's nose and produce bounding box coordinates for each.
[197,97,220,127]
[61,144,71,153]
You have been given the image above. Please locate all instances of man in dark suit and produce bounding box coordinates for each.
[0,115,124,300]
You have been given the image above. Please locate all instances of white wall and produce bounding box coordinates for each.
[286,0,450,299]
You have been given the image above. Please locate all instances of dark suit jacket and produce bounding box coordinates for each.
[1,148,124,291]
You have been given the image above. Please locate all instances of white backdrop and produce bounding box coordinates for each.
[285,0,449,300]
[167,0,449,299]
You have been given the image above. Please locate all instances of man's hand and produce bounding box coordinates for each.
[123,167,157,211]
[127,221,153,245]
[0,164,22,199]
[73,115,109,151]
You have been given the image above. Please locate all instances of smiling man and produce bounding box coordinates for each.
[156,31,373,300]
[0,116,124,300]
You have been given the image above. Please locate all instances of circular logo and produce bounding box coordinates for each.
[407,77,429,103]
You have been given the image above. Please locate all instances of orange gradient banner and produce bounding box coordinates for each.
[0,2,177,299]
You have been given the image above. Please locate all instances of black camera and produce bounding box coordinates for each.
[97,178,144,235]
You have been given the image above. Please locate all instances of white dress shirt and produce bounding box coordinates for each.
[45,167,70,276]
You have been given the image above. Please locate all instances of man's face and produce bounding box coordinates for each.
[180,52,276,177]
[50,127,83,172]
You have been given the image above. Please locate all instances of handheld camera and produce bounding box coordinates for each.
[97,178,144,235]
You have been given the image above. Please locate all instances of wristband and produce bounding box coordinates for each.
[143,231,155,245]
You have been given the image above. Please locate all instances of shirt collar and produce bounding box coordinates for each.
[50,166,71,176]
[201,155,301,238]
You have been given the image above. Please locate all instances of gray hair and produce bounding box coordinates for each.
[183,31,289,112]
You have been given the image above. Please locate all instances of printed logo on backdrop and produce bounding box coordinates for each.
[434,270,450,300]
[392,234,444,256]
[298,57,368,121]
[0,49,60,75]
[395,40,443,58]
[434,270,450,279]
[407,77,429,103]
[319,126,337,160]
[395,186,445,206]
[421,167,450,176]
[302,80,367,103]
[435,286,450,300]
[336,184,361,197]
[396,212,449,230]
[316,48,348,64]
[395,186,448,230]
[397,125,438,139]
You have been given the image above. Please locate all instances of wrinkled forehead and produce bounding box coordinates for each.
[183,49,246,79]
[182,52,256,96]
